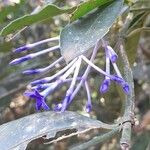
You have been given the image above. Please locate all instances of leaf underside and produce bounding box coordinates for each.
[0,111,115,150]
[60,0,124,62]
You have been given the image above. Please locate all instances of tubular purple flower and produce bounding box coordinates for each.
[111,75,124,83]
[24,80,62,110]
[100,79,111,94]
[111,75,130,95]
[100,48,111,94]
[102,39,118,63]
[23,69,41,75]
[106,46,118,63]
[102,39,128,94]
[13,37,59,53]
[85,81,92,113]
[112,77,130,95]
[9,45,60,65]
[13,45,30,53]
[110,61,123,83]
[111,62,130,94]
[23,57,64,75]
[122,82,130,94]
[9,55,32,65]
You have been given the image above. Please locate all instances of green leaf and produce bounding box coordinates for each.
[127,12,149,34]
[0,111,116,150]
[60,0,124,62]
[125,12,149,65]
[125,31,140,65]
[0,4,76,36]
[70,0,113,22]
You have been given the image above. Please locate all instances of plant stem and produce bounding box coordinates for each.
[119,39,135,150]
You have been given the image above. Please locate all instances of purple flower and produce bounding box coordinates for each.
[100,79,111,94]
[23,57,64,75]
[24,90,50,111]
[86,104,92,113]
[102,40,118,63]
[13,45,30,53]
[100,48,111,94]
[106,46,118,63]
[122,82,130,94]
[10,45,59,65]
[10,37,130,112]
[13,37,59,53]
[112,62,130,94]
[111,75,124,83]
[24,80,60,110]
[9,55,32,65]
[85,81,92,112]
[23,69,41,75]
[102,41,130,95]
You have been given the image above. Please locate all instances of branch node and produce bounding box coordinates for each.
[121,143,130,150]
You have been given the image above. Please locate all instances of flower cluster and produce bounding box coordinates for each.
[10,37,130,112]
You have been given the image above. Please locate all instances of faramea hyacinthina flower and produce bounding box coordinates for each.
[10,36,130,112]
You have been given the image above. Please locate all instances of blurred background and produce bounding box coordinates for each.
[0,0,150,149]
